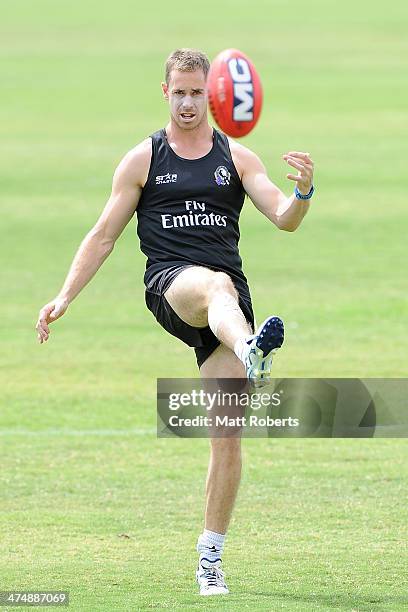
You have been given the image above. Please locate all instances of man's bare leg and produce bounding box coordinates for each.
[164,266,252,350]
[194,344,246,594]
[165,265,250,534]
[200,343,246,534]
[166,268,248,533]
[166,266,284,388]
[165,267,250,594]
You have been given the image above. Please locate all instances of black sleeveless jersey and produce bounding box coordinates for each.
[136,128,249,299]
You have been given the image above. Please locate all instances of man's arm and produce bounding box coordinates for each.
[230,141,314,232]
[36,139,152,343]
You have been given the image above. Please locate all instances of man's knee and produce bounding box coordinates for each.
[165,267,238,326]
[188,269,237,313]
[209,272,237,295]
[207,272,237,301]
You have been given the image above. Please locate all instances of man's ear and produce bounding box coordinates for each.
[161,82,169,100]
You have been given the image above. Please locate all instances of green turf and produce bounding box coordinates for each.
[1,0,408,610]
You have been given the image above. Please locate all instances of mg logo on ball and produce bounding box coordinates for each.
[227,58,254,122]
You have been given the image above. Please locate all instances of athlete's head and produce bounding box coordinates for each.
[162,49,210,131]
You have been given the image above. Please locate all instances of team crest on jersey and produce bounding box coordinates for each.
[214,166,230,186]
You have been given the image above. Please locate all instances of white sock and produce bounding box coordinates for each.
[197,529,226,561]
[234,336,252,364]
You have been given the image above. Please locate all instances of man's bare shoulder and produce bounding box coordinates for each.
[227,137,262,177]
[114,138,152,188]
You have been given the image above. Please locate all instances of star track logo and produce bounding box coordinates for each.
[156,173,177,185]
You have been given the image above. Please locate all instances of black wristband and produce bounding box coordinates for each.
[295,185,315,200]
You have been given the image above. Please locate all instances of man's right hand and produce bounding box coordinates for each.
[36,297,69,343]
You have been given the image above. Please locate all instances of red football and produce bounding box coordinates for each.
[207,48,263,138]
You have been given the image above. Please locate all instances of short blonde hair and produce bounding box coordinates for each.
[165,48,210,84]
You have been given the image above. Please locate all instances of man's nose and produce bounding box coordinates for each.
[182,95,193,107]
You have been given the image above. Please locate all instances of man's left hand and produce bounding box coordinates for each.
[283,151,314,195]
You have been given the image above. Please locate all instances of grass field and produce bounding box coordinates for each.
[1,0,408,610]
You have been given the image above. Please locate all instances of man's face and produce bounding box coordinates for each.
[162,69,208,130]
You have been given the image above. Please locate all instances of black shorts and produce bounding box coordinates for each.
[145,265,255,368]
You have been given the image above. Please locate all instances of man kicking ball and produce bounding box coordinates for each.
[36,48,314,596]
